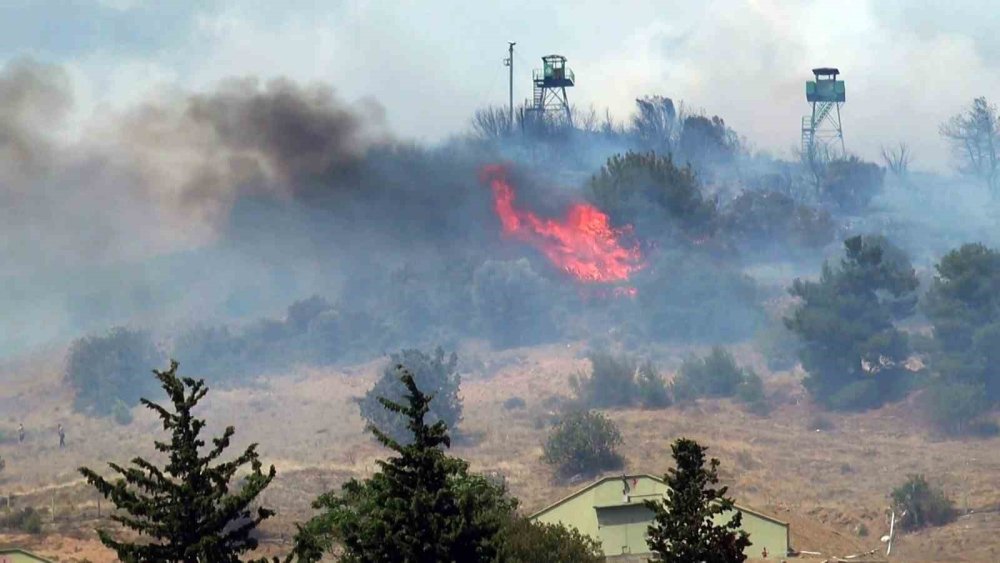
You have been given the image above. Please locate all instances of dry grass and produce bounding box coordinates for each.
[1,341,999,561]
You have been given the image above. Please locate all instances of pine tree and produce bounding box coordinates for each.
[645,438,750,563]
[292,366,512,562]
[79,360,276,563]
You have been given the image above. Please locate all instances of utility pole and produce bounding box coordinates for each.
[504,42,516,130]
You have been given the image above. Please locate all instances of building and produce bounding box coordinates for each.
[0,549,54,563]
[530,474,790,560]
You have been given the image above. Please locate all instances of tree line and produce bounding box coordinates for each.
[77,360,751,563]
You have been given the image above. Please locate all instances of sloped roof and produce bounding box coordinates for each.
[529,473,788,528]
[0,548,55,562]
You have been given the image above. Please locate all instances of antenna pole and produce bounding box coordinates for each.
[505,42,516,130]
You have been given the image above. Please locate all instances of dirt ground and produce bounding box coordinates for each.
[1,340,998,561]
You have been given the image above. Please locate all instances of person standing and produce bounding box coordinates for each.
[57,424,65,448]
[17,423,24,444]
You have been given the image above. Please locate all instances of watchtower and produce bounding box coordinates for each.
[526,54,574,124]
[801,67,845,161]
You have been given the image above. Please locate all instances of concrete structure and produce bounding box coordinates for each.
[0,549,54,563]
[530,474,790,560]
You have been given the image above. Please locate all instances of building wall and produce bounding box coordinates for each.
[531,475,790,559]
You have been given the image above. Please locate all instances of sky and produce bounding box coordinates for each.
[2,0,1000,170]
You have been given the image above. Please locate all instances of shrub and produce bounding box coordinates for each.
[674,347,745,401]
[587,151,715,241]
[818,156,885,212]
[919,381,993,436]
[572,351,670,409]
[736,371,769,415]
[890,475,956,531]
[471,259,558,349]
[0,507,42,534]
[503,396,526,410]
[572,351,637,408]
[678,115,741,167]
[721,190,835,257]
[358,348,462,443]
[543,410,624,478]
[111,398,133,426]
[65,327,163,416]
[636,361,672,408]
[498,518,603,563]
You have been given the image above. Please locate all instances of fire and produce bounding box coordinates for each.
[480,164,644,284]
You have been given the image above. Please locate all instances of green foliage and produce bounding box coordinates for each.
[736,371,769,415]
[919,381,993,436]
[111,398,134,426]
[587,151,716,240]
[785,235,919,410]
[924,243,1000,404]
[636,361,672,408]
[65,327,163,416]
[471,259,558,349]
[645,438,751,562]
[502,396,526,410]
[292,368,515,563]
[674,347,746,401]
[818,156,885,212]
[79,360,276,563]
[721,190,835,257]
[572,351,671,410]
[498,518,603,563]
[890,474,956,531]
[678,115,742,167]
[358,348,462,444]
[543,410,624,478]
[0,507,43,535]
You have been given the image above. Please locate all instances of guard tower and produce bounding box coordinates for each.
[526,54,575,124]
[801,67,846,162]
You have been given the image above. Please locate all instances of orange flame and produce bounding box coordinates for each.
[480,164,644,284]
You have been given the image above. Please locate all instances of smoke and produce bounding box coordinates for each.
[0,59,394,353]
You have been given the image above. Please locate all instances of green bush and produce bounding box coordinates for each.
[0,507,42,534]
[636,361,672,408]
[65,327,163,416]
[720,190,835,256]
[572,351,670,409]
[543,410,624,478]
[919,381,993,436]
[587,151,716,241]
[498,518,603,563]
[471,259,558,349]
[736,371,769,415]
[503,396,526,410]
[358,348,462,443]
[818,156,885,212]
[890,475,956,531]
[674,347,745,401]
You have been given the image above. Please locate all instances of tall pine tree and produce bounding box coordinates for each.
[79,360,276,563]
[645,438,750,563]
[291,365,512,562]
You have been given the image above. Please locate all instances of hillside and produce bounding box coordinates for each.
[1,341,998,561]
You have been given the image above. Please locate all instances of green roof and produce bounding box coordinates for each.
[0,548,55,562]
